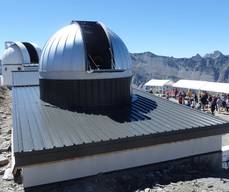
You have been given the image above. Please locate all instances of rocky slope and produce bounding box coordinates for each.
[131,51,229,86]
[0,87,23,192]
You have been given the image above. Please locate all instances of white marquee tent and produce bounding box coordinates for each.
[173,79,229,94]
[172,80,208,90]
[144,79,174,87]
[201,82,229,94]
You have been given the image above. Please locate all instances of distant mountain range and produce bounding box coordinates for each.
[1,51,229,85]
[131,51,229,87]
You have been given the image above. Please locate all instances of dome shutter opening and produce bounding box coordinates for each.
[77,21,112,71]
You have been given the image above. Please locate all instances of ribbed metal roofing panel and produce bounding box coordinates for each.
[12,86,229,166]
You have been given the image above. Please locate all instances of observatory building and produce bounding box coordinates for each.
[39,20,132,109]
[11,21,229,188]
[1,41,41,86]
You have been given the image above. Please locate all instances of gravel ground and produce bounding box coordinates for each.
[0,86,23,192]
[1,86,229,192]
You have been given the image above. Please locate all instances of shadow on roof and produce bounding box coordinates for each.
[53,94,157,123]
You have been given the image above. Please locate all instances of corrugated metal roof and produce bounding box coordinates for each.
[12,86,229,166]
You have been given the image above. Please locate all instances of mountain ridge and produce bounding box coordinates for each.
[131,51,229,86]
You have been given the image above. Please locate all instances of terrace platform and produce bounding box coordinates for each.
[12,86,229,187]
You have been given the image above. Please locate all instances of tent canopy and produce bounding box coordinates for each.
[173,79,229,94]
[201,82,229,94]
[144,79,174,87]
[173,80,208,90]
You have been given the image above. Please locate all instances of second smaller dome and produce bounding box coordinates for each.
[2,41,41,65]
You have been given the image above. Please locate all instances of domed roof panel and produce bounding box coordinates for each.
[2,46,23,64]
[103,26,132,71]
[2,41,41,65]
[22,42,40,63]
[40,26,65,72]
[30,43,42,59]
[40,23,85,75]
[2,42,30,65]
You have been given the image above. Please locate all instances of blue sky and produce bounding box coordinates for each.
[0,0,229,58]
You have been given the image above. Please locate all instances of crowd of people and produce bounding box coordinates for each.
[166,89,229,115]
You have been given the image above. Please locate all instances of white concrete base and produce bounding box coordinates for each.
[12,71,39,86]
[22,135,222,188]
[2,64,23,86]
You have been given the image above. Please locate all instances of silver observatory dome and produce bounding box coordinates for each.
[39,21,132,110]
[39,21,132,79]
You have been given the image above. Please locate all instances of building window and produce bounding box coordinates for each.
[5,67,7,71]
[18,67,21,71]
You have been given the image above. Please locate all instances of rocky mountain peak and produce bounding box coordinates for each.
[192,53,202,61]
[142,52,157,57]
[204,50,223,58]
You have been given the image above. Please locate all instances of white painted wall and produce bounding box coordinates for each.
[2,64,23,86]
[12,71,39,86]
[22,135,222,187]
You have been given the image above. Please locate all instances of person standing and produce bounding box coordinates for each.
[178,95,183,104]
[210,97,217,115]
[194,93,198,104]
[200,92,207,111]
[187,89,192,98]
[175,88,178,99]
[226,97,229,112]
[166,92,169,100]
[216,96,222,112]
